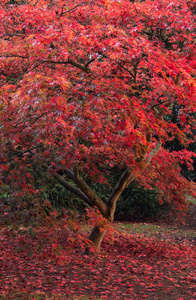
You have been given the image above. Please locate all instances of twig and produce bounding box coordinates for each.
[60,1,88,16]
[14,112,47,132]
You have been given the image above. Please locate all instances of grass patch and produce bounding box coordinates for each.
[116,222,195,240]
[187,196,196,205]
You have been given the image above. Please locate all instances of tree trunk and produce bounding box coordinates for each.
[57,141,162,254]
[84,225,106,254]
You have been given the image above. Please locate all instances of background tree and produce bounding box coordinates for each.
[0,0,196,251]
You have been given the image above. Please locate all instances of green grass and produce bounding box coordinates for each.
[187,196,196,205]
[115,222,196,240]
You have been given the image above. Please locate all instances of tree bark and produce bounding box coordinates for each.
[84,225,106,254]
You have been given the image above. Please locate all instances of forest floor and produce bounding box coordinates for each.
[0,218,195,300]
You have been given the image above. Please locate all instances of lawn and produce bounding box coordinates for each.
[0,222,195,300]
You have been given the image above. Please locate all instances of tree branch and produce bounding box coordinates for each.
[41,59,93,73]
[0,55,28,59]
[107,138,162,220]
[14,62,41,83]
[145,139,162,165]
[133,60,140,84]
[53,173,93,207]
[135,132,152,163]
[127,139,162,185]
[107,168,132,221]
[14,112,47,132]
[73,166,108,217]
[68,59,93,73]
[85,57,96,69]
[64,168,76,182]
[60,1,88,16]
[116,61,134,78]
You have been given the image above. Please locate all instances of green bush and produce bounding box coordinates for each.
[42,181,86,213]
[1,165,170,224]
[84,167,169,222]
[115,182,170,222]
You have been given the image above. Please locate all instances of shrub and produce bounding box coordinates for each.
[115,182,170,222]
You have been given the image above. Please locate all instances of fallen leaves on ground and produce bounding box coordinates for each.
[0,224,195,300]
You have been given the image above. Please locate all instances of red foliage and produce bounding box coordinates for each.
[0,0,196,225]
[0,225,195,299]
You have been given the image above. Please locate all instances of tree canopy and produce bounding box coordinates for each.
[0,0,196,248]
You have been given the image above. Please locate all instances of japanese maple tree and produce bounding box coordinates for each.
[0,0,196,251]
